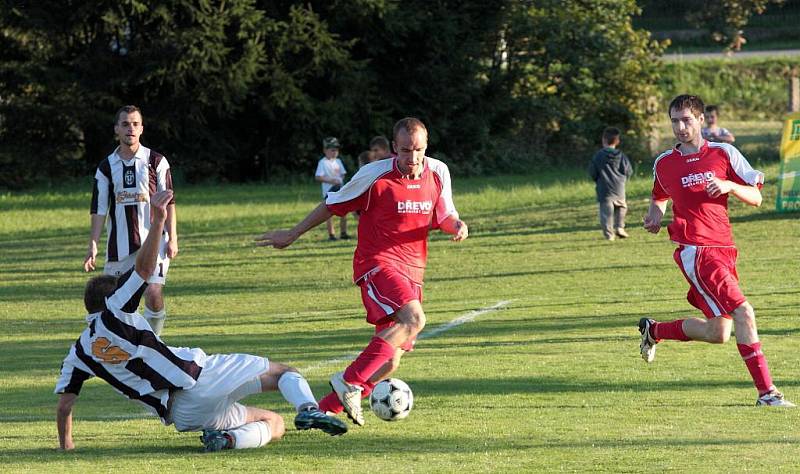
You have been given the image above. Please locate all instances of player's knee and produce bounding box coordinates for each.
[732,302,755,324]
[268,414,286,440]
[708,329,730,344]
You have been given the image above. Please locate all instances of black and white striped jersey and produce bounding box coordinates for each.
[90,145,175,262]
[55,269,205,424]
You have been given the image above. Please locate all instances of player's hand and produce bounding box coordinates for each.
[255,230,297,249]
[167,238,179,259]
[705,177,732,198]
[83,242,97,272]
[643,214,661,234]
[149,190,173,222]
[334,177,343,186]
[452,220,469,242]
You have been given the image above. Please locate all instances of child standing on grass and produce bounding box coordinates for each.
[315,137,350,241]
[589,127,633,240]
[702,105,735,144]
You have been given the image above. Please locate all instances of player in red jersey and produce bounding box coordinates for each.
[640,94,793,407]
[256,117,469,425]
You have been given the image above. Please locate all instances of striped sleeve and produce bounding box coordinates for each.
[54,345,95,395]
[151,151,175,204]
[106,268,147,314]
[91,160,112,215]
[428,158,458,225]
[651,151,671,201]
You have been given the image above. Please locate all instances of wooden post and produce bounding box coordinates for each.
[790,67,800,113]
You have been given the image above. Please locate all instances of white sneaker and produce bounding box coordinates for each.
[638,318,657,363]
[756,389,796,407]
[330,371,365,426]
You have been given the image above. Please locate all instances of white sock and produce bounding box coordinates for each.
[228,421,271,449]
[144,306,167,336]
[277,371,318,412]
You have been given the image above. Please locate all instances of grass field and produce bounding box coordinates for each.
[2,133,800,471]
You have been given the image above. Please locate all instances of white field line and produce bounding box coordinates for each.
[298,299,511,374]
[0,300,510,422]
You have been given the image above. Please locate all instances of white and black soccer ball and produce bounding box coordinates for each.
[369,378,414,421]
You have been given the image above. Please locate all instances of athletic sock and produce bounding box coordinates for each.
[652,319,690,341]
[737,342,774,395]
[318,380,377,415]
[318,392,343,414]
[343,336,396,386]
[144,305,167,336]
[228,421,271,449]
[277,371,317,412]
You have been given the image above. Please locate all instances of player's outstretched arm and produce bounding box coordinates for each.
[643,199,668,234]
[439,215,469,242]
[134,190,172,279]
[255,202,333,249]
[83,214,106,272]
[706,177,761,206]
[56,393,77,450]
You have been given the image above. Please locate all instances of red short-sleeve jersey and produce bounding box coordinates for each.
[652,141,764,247]
[326,157,459,283]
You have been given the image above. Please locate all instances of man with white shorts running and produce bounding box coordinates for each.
[58,190,346,453]
[84,105,176,335]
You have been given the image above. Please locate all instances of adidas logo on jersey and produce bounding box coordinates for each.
[397,200,433,214]
[681,171,715,188]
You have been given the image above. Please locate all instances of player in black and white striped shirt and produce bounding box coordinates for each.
[59,191,347,452]
[84,105,177,335]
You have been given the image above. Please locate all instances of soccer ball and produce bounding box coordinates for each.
[369,378,414,421]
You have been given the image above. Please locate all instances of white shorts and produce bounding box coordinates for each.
[104,233,170,285]
[169,353,269,432]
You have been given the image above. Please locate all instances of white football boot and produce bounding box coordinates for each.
[330,371,365,426]
[638,318,657,363]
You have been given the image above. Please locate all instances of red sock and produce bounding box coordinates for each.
[737,342,774,395]
[318,392,343,414]
[652,320,691,341]
[343,336,396,386]
[318,380,378,414]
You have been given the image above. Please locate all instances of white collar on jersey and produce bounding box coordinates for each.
[111,144,150,164]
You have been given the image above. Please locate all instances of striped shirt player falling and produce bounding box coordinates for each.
[83,105,177,335]
[640,94,793,407]
[256,117,469,425]
[57,190,347,452]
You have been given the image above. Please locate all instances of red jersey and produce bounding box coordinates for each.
[326,157,458,283]
[652,141,763,247]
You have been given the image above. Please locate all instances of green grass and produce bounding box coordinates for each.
[2,132,800,471]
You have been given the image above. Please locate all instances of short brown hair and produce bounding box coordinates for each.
[358,150,372,166]
[668,95,704,118]
[369,135,390,151]
[602,127,621,144]
[392,117,428,141]
[114,105,142,125]
[84,275,118,313]
[704,104,719,114]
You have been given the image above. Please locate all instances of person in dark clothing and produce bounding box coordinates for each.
[589,127,634,240]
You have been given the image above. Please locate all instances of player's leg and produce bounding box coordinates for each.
[730,302,794,406]
[258,362,347,435]
[143,284,166,335]
[598,199,614,240]
[143,243,170,335]
[330,268,421,425]
[201,407,284,452]
[320,348,405,415]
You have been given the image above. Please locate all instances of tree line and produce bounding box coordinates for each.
[0,0,664,188]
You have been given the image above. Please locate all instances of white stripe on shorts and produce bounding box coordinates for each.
[366,281,395,316]
[679,245,723,316]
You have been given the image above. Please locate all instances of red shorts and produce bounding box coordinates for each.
[358,266,423,351]
[673,245,746,319]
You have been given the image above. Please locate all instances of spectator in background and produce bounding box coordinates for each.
[315,137,350,240]
[702,105,735,144]
[589,127,634,241]
[357,151,373,169]
[369,135,392,161]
